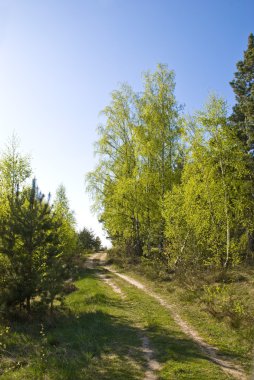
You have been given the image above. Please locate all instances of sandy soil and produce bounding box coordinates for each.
[87,252,247,380]
[86,253,160,380]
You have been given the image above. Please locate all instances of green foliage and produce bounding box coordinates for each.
[0,325,10,351]
[202,284,254,330]
[230,33,254,150]
[0,138,79,314]
[88,47,254,271]
[53,184,78,266]
[0,178,63,311]
[164,95,253,268]
[0,265,234,379]
[87,64,182,257]
[78,227,102,252]
[0,134,32,201]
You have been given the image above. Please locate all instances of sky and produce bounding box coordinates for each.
[0,0,253,246]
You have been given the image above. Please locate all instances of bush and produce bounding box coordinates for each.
[62,281,78,295]
[202,284,254,331]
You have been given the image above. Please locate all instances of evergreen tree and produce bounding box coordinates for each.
[230,34,254,255]
[41,184,77,311]
[230,33,254,150]
[54,184,77,259]
[78,227,101,251]
[0,179,60,311]
[0,138,78,313]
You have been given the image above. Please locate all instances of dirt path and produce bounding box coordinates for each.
[90,252,247,380]
[140,334,161,380]
[106,266,247,380]
[97,273,126,299]
[86,253,160,380]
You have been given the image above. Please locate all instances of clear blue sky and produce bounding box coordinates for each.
[0,0,253,246]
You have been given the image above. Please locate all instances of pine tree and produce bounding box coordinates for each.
[40,184,77,312]
[78,227,101,251]
[230,34,254,256]
[1,180,45,309]
[0,179,63,312]
[230,33,254,150]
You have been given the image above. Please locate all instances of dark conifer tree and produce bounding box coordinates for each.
[0,179,62,312]
[230,34,254,256]
[230,33,254,150]
[78,227,101,251]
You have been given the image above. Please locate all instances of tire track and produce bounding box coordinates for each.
[88,252,247,379]
[105,265,247,380]
[86,253,160,380]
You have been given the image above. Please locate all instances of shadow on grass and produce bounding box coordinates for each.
[145,321,248,379]
[5,308,243,380]
[2,267,247,380]
[4,312,218,379]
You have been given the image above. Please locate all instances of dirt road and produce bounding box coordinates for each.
[88,252,248,380]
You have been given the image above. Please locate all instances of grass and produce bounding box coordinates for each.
[105,270,232,379]
[0,264,240,379]
[108,255,254,376]
[0,269,144,379]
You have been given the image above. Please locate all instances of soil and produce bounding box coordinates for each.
[87,252,247,380]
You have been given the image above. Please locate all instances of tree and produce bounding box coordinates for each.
[0,136,32,309]
[164,96,253,268]
[0,139,78,313]
[134,64,182,254]
[78,227,101,251]
[87,65,182,258]
[0,179,61,311]
[230,33,254,150]
[0,135,31,203]
[54,184,77,258]
[230,34,254,255]
[41,184,78,311]
[87,84,140,254]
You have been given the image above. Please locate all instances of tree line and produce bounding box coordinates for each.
[87,33,254,271]
[0,140,101,314]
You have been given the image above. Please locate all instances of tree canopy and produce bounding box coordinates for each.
[88,35,254,270]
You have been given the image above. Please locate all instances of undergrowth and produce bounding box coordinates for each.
[108,247,254,372]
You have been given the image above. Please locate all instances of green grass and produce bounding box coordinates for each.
[109,261,254,375]
[107,270,232,379]
[0,265,238,379]
[0,269,144,379]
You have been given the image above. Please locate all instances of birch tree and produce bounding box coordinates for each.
[164,96,253,268]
